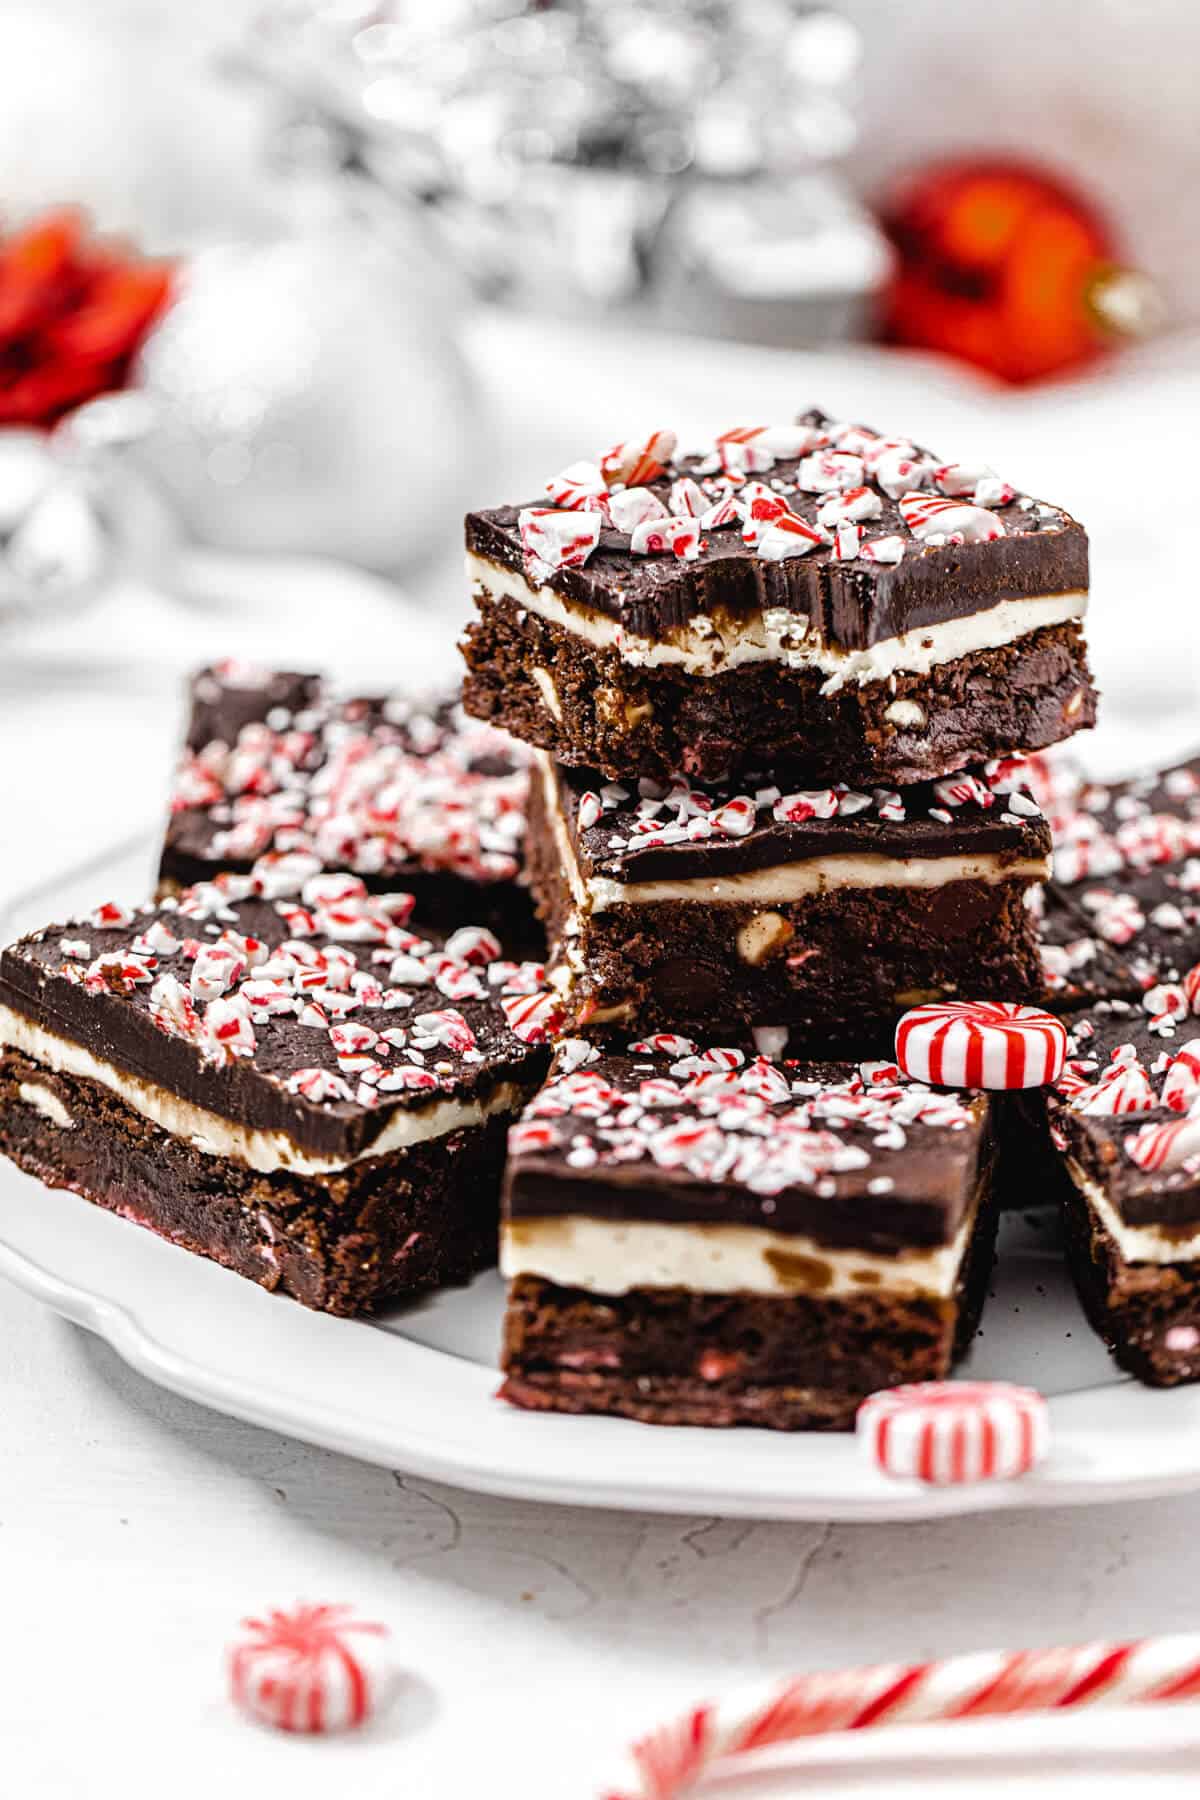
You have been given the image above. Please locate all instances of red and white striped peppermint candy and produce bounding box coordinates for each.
[517,507,602,571]
[896,1001,1067,1089]
[190,941,247,1001]
[833,520,861,560]
[796,449,864,493]
[1072,1058,1156,1115]
[858,534,905,564]
[1126,1116,1200,1174]
[700,492,740,530]
[89,900,135,929]
[630,514,701,560]
[501,988,563,1044]
[1162,1041,1200,1112]
[899,492,1005,544]
[858,1381,1049,1485]
[443,925,502,966]
[543,459,607,510]
[629,1033,697,1057]
[668,476,707,518]
[757,513,824,561]
[576,791,603,830]
[600,429,677,488]
[739,491,789,548]
[773,789,839,823]
[148,973,203,1044]
[228,1602,393,1735]
[817,484,882,528]
[710,795,756,837]
[872,442,931,497]
[1183,962,1200,1014]
[206,996,256,1060]
[285,1067,355,1105]
[608,486,667,534]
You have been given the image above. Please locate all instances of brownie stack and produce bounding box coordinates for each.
[462,410,1099,1426]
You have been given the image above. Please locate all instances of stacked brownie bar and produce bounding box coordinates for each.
[0,669,555,1314]
[462,410,1101,1425]
[1026,755,1200,1383]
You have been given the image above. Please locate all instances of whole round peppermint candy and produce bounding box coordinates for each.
[228,1602,394,1733]
[895,1000,1067,1089]
[858,1381,1049,1485]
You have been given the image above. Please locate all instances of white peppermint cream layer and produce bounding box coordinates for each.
[536,755,1048,915]
[501,1208,975,1300]
[468,552,1087,691]
[0,1004,525,1177]
[1069,1158,1200,1266]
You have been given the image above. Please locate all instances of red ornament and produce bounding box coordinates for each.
[880,160,1159,384]
[0,209,172,428]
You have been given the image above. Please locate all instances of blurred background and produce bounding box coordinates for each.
[1,0,1197,887]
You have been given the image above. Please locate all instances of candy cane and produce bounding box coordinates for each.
[603,1633,1200,1800]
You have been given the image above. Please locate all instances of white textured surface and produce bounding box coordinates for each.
[3,322,1200,1796]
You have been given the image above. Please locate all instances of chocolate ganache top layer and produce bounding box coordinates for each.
[163,661,530,894]
[504,1037,991,1251]
[465,407,1088,651]
[546,756,1052,887]
[0,857,556,1159]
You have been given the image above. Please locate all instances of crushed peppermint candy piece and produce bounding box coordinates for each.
[668,477,707,518]
[630,515,701,560]
[518,507,602,572]
[757,514,824,561]
[599,429,677,488]
[899,492,1006,544]
[833,520,861,560]
[817,486,882,529]
[544,461,608,513]
[608,486,668,534]
[858,534,906,564]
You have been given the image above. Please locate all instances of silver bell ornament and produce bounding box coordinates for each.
[129,227,481,573]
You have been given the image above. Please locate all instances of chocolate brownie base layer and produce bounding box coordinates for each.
[499,1194,995,1429]
[462,588,1096,785]
[0,1050,513,1316]
[527,777,1046,1049]
[1060,1165,1200,1387]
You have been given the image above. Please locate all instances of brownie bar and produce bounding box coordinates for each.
[1039,752,1200,1011]
[528,752,1051,1050]
[1039,1001,1200,1383]
[499,1037,1000,1429]
[463,407,1094,783]
[162,661,537,942]
[0,857,556,1313]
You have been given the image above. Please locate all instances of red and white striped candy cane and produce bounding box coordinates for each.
[603,1634,1200,1800]
[896,1002,1067,1089]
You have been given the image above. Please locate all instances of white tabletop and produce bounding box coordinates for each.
[4,319,1200,1796]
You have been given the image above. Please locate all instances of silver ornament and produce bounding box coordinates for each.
[0,420,171,628]
[129,229,482,573]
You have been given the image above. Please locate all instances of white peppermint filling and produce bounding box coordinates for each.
[537,752,1047,915]
[468,553,1087,690]
[0,1005,525,1176]
[1068,1157,1200,1266]
[501,1207,976,1300]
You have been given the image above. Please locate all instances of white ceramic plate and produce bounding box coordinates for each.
[3,837,1200,1522]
